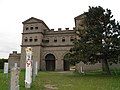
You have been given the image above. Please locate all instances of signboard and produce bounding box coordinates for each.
[4,62,8,74]
[25,47,33,88]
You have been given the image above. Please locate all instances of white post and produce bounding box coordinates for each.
[14,63,17,68]
[25,47,33,88]
[80,66,84,74]
[35,61,38,76]
[4,62,8,74]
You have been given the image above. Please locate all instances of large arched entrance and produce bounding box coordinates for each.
[63,53,70,71]
[45,54,55,71]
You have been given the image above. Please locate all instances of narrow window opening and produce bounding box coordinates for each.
[24,37,28,42]
[70,38,74,41]
[70,37,74,42]
[26,27,28,30]
[46,39,49,43]
[54,39,57,42]
[54,37,57,42]
[46,38,49,43]
[35,27,38,29]
[29,37,33,42]
[34,39,38,42]
[30,27,33,30]
[62,37,65,42]
[24,39,28,42]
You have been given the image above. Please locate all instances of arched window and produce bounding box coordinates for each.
[62,37,65,42]
[35,27,38,29]
[70,36,74,42]
[26,27,28,30]
[30,27,33,30]
[34,36,38,42]
[24,37,28,42]
[54,37,57,42]
[29,37,33,42]
[42,38,49,43]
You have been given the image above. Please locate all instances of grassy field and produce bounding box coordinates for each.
[0,70,120,90]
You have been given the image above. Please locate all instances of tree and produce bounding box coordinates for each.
[68,6,120,75]
[0,58,8,69]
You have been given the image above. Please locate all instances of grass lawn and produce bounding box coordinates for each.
[0,69,120,90]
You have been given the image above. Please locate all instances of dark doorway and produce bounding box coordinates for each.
[64,60,70,71]
[63,53,70,71]
[45,54,55,71]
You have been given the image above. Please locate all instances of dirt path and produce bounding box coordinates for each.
[56,70,74,74]
[45,84,58,90]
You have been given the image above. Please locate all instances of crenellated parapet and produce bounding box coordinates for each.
[44,27,76,35]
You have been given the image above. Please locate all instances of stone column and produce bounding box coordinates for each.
[41,59,46,71]
[10,67,20,90]
[55,59,63,71]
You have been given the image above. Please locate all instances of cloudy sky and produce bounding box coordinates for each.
[0,0,120,58]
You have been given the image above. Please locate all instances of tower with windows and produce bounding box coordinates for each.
[20,17,49,69]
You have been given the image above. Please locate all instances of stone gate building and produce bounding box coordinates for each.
[8,15,85,71]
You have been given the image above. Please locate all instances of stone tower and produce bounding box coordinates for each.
[20,17,49,69]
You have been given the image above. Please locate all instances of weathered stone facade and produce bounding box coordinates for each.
[8,51,21,70]
[8,15,83,71]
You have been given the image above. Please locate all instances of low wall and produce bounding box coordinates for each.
[8,51,21,70]
[75,62,102,73]
[76,62,120,73]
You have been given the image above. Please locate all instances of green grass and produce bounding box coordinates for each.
[0,69,10,90]
[0,69,120,90]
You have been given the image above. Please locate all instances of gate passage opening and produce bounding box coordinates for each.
[45,54,55,71]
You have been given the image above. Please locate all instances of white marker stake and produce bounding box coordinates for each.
[35,61,38,76]
[25,47,33,88]
[4,62,8,74]
[80,66,84,74]
[14,63,17,68]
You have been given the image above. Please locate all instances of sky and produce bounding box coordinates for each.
[0,0,120,58]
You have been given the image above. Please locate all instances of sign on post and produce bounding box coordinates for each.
[25,47,33,88]
[4,62,8,74]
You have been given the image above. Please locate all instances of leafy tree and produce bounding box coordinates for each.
[67,6,120,75]
[0,58,8,69]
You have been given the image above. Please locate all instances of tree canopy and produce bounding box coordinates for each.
[0,58,8,69]
[66,6,120,74]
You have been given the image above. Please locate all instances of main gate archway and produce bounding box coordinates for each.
[45,54,55,71]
